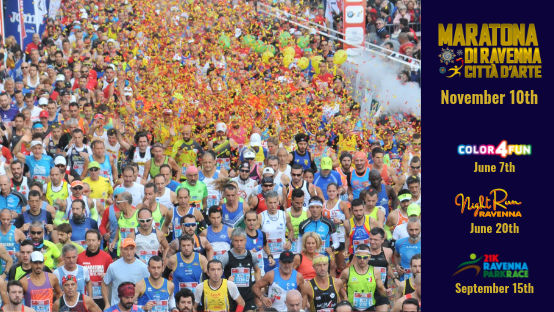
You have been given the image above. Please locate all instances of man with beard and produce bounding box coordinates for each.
[7,240,52,281]
[53,274,102,312]
[167,235,208,295]
[135,256,175,312]
[68,199,98,247]
[290,133,317,172]
[394,218,421,282]
[21,251,62,312]
[104,282,144,312]
[178,166,208,213]
[390,275,421,312]
[9,160,30,200]
[174,288,194,312]
[194,260,245,312]
[77,229,113,310]
[172,124,203,174]
[54,223,85,254]
[45,167,70,224]
[0,174,25,217]
[3,280,37,312]
[300,255,345,311]
[166,213,212,259]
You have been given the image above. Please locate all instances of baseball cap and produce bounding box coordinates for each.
[30,251,44,263]
[407,203,421,217]
[249,133,262,147]
[261,176,274,185]
[38,97,49,106]
[239,162,250,171]
[71,180,84,188]
[280,251,295,263]
[121,238,136,248]
[320,157,333,170]
[30,140,42,147]
[262,167,275,175]
[113,186,126,197]
[124,87,133,97]
[39,110,49,118]
[56,74,65,82]
[243,149,255,159]
[398,193,412,202]
[88,161,101,169]
[215,122,227,133]
[54,156,67,166]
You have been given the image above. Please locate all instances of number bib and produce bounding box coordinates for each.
[179,282,198,292]
[150,300,168,312]
[377,267,387,283]
[120,228,135,239]
[92,281,103,299]
[31,299,51,312]
[139,250,158,262]
[231,267,251,287]
[267,238,283,255]
[353,238,370,252]
[353,292,373,310]
[207,194,219,208]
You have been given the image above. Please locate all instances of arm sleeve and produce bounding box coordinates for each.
[226,281,241,300]
[98,207,111,235]
[194,283,203,305]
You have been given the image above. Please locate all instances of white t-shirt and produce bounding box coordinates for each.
[122,182,144,206]
[53,265,91,287]
[393,223,409,241]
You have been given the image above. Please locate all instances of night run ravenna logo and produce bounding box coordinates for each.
[453,253,529,278]
[437,23,542,78]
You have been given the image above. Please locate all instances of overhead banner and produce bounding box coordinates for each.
[4,0,50,50]
[342,0,365,49]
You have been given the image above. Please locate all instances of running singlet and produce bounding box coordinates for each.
[221,202,244,228]
[206,225,231,261]
[350,169,370,200]
[135,229,159,263]
[292,150,312,170]
[348,216,371,253]
[199,170,221,208]
[374,184,389,218]
[309,277,339,312]
[347,265,377,311]
[202,279,230,312]
[117,210,139,255]
[171,206,188,240]
[173,253,202,295]
[286,208,308,252]
[246,230,265,276]
[261,210,287,259]
[368,249,389,287]
[323,200,346,243]
[0,225,19,268]
[58,293,88,312]
[267,269,298,311]
[24,272,54,312]
[298,218,335,254]
[132,147,151,178]
[137,278,170,312]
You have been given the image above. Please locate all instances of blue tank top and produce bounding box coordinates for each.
[55,265,86,294]
[246,230,264,252]
[108,205,118,243]
[171,205,187,240]
[198,170,219,181]
[301,219,333,251]
[137,278,170,307]
[350,168,370,199]
[221,202,244,228]
[0,225,19,272]
[90,154,113,182]
[207,225,231,260]
[173,253,202,295]
[274,269,298,292]
[293,150,312,170]
[23,209,50,240]
[350,216,371,253]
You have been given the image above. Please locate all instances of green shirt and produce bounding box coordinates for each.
[178,181,208,211]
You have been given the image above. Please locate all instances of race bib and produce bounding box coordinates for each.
[255,251,265,277]
[378,267,387,283]
[139,250,158,262]
[216,158,231,171]
[150,300,168,312]
[92,281,102,299]
[213,249,226,261]
[179,282,198,292]
[353,292,373,310]
[31,299,51,312]
[207,194,219,208]
[267,238,283,255]
[173,225,182,239]
[78,240,88,249]
[353,238,370,251]
[231,267,251,287]
[120,228,135,239]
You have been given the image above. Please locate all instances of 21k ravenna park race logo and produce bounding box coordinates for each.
[437,23,542,78]
[453,253,528,278]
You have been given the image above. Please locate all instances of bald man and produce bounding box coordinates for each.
[172,125,203,175]
[285,289,302,312]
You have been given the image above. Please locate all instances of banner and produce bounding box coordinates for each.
[342,0,365,49]
[3,0,50,50]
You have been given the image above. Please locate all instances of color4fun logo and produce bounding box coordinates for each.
[453,253,529,278]
[437,23,542,78]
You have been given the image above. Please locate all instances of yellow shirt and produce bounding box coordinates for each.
[83,176,113,200]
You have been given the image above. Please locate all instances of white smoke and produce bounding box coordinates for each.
[342,49,421,119]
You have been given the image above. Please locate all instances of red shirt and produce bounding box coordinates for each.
[77,250,113,294]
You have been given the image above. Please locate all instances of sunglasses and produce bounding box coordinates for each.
[30,231,43,235]
[356,255,370,260]
[262,184,274,187]
[138,218,152,223]
[240,170,249,173]
[291,173,302,177]
[72,186,83,190]
[411,166,421,169]
[89,168,99,172]
[183,222,196,227]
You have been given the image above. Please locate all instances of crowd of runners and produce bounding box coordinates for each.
[0,0,421,311]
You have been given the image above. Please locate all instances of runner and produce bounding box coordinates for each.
[232,162,258,201]
[129,208,168,264]
[391,275,421,312]
[200,206,232,261]
[298,197,339,264]
[3,280,37,312]
[104,283,144,312]
[21,251,62,312]
[199,151,228,209]
[220,184,248,228]
[395,254,421,299]
[322,183,350,273]
[162,188,204,241]
[368,228,394,312]
[135,256,175,312]
[178,166,208,213]
[286,189,310,253]
[194,260,245,312]
[167,235,207,295]
[300,254,345,311]
[394,218,421,282]
[52,274,101,312]
[344,199,372,254]
[53,244,92,296]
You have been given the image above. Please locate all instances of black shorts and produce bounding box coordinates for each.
[374,290,390,306]
[335,242,346,252]
[244,300,257,311]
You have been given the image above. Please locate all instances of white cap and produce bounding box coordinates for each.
[30,251,44,262]
[262,167,275,175]
[243,149,255,159]
[215,122,227,133]
[235,28,242,38]
[56,74,65,82]
[124,87,133,96]
[70,95,77,103]
[30,141,42,148]
[54,156,67,166]
[250,133,262,147]
[38,98,49,106]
